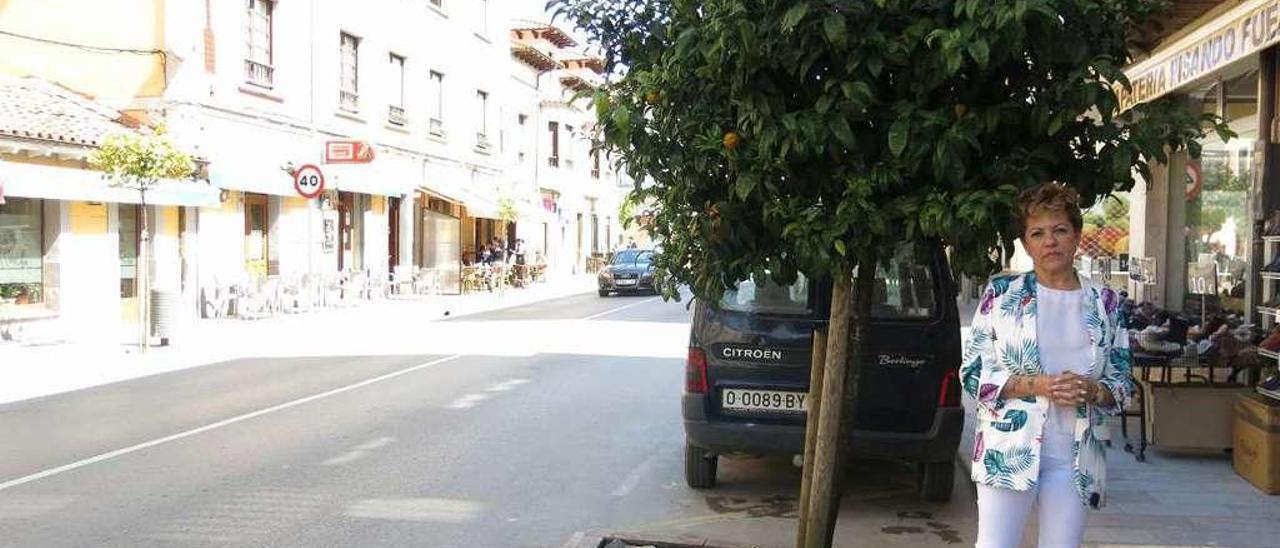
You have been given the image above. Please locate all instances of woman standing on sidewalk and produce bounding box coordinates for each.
[960,182,1135,548]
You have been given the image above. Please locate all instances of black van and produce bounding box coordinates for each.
[682,245,963,501]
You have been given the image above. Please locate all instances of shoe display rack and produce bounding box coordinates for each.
[1258,233,1280,400]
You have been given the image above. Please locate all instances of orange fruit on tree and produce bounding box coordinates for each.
[723,131,741,150]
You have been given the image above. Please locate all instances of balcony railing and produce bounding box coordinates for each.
[429,118,445,137]
[244,59,274,88]
[547,156,560,168]
[339,90,359,112]
[591,168,600,179]
[388,105,407,126]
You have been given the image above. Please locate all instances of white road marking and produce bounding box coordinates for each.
[355,437,396,451]
[611,452,661,497]
[0,355,463,493]
[582,297,660,320]
[322,437,396,466]
[445,393,490,409]
[484,379,530,392]
[321,451,365,466]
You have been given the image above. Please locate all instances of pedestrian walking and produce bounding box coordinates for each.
[961,182,1134,548]
[514,239,527,266]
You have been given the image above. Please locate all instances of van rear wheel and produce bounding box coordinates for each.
[684,441,718,489]
[918,461,955,502]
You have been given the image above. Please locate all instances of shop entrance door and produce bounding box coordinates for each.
[119,204,140,324]
[388,197,401,272]
[244,194,269,279]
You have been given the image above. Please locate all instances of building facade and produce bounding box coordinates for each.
[0,0,630,343]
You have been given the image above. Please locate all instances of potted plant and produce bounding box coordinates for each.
[18,283,41,305]
[0,284,17,306]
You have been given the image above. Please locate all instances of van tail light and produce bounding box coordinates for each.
[938,368,960,407]
[686,347,709,394]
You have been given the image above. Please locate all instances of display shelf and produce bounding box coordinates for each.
[1258,306,1280,317]
[1265,236,1280,243]
[1259,348,1280,360]
[1263,273,1280,280]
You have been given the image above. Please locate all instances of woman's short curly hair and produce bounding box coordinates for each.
[1015,182,1083,237]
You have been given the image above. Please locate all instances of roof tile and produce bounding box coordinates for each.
[0,76,134,147]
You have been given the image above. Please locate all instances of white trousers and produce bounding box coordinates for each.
[975,452,1087,548]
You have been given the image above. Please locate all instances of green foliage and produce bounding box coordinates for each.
[89,131,194,191]
[497,197,520,223]
[1203,163,1248,192]
[618,192,641,228]
[1102,194,1129,225]
[549,0,1227,301]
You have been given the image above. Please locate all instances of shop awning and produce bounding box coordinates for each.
[207,162,299,197]
[328,164,413,197]
[0,159,220,206]
[462,190,505,220]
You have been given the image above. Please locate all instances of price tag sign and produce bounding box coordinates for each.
[293,164,325,199]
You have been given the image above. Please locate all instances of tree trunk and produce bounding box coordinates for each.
[795,326,828,548]
[801,273,852,548]
[138,191,150,352]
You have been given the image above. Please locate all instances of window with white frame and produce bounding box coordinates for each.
[429,71,445,135]
[564,125,575,168]
[388,53,406,125]
[548,121,560,167]
[339,33,360,111]
[245,0,274,87]
[476,90,490,148]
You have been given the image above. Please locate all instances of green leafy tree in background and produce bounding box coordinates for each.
[89,130,195,351]
[549,1,1227,545]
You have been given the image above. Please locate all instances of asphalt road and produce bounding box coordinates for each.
[0,291,976,548]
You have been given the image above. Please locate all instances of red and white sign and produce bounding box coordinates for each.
[293,164,325,199]
[1186,160,1203,200]
[324,140,375,164]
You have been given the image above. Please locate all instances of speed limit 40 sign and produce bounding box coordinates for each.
[293,164,325,199]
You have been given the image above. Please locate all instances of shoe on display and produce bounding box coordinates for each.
[1260,332,1280,352]
[1259,374,1280,391]
[1263,256,1280,273]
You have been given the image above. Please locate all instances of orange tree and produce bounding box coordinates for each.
[549,1,1226,545]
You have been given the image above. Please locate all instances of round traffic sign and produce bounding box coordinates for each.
[293,164,325,199]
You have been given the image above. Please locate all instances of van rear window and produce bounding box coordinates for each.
[718,246,936,319]
[869,261,935,319]
[720,275,811,315]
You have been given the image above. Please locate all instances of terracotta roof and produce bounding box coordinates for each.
[0,76,132,147]
[560,74,596,92]
[510,24,578,48]
[512,44,563,72]
[563,57,605,74]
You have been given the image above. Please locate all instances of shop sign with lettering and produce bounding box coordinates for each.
[1117,0,1280,111]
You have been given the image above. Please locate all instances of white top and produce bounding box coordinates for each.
[1035,283,1092,457]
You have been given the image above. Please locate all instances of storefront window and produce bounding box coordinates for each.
[1077,193,1131,286]
[0,197,44,306]
[1185,66,1257,314]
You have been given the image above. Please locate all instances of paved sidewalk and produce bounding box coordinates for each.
[956,296,1279,547]
[0,275,600,405]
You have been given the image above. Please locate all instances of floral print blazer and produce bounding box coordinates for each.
[960,271,1134,509]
